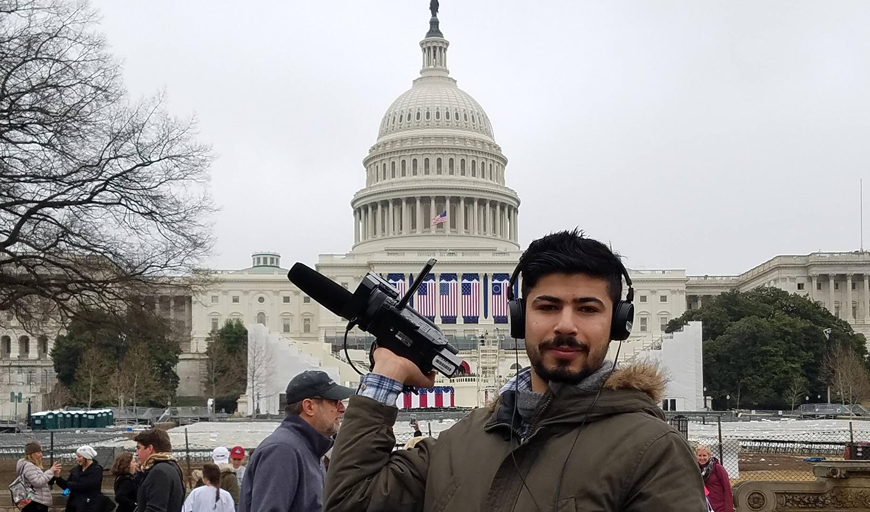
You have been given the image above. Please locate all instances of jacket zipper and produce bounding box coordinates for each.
[526,394,554,442]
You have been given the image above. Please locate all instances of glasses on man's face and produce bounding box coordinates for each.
[313,397,346,408]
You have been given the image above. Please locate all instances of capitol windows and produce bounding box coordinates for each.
[460,159,466,175]
[425,110,431,121]
[449,158,454,175]
[211,317,219,332]
[424,158,430,175]
[416,111,421,121]
[435,109,440,121]
[20,336,29,355]
[38,335,48,355]
[660,316,669,333]
[463,111,468,122]
[797,283,805,291]
[303,296,311,304]
[401,160,407,176]
[211,295,219,304]
[282,316,291,333]
[639,295,647,303]
[660,294,668,303]
[391,162,396,178]
[283,296,290,304]
[445,110,450,121]
[471,160,476,176]
[436,158,442,175]
[489,163,494,180]
[232,296,240,304]
[639,317,648,332]
[303,318,311,334]
[257,312,266,325]
[257,296,265,304]
[1,336,10,356]
[412,159,418,175]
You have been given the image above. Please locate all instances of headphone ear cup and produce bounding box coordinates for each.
[509,298,525,339]
[610,301,635,341]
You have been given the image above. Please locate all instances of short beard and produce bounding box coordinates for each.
[528,334,605,385]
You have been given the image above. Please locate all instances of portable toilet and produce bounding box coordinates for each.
[44,411,57,430]
[71,411,81,428]
[107,410,114,426]
[97,410,107,428]
[85,411,97,428]
[61,411,72,429]
[31,412,44,430]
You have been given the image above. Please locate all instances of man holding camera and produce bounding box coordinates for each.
[324,230,707,511]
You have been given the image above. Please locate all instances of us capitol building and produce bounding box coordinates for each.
[4,6,870,413]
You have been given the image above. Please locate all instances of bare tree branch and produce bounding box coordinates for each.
[0,0,215,330]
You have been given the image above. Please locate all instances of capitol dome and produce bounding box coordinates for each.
[378,78,495,141]
[350,8,521,253]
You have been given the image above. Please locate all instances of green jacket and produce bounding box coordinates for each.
[325,363,707,512]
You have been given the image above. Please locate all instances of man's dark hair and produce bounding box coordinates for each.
[133,428,172,453]
[519,229,625,306]
[285,401,303,415]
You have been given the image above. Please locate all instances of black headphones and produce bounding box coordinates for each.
[507,258,635,341]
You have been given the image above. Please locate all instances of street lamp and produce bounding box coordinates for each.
[726,394,730,410]
[703,387,708,410]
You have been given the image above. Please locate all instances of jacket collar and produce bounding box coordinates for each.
[282,414,334,458]
[485,362,667,434]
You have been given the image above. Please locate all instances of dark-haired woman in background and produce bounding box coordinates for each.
[182,463,234,512]
[111,453,138,512]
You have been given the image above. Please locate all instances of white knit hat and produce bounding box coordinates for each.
[212,446,230,465]
[76,445,97,460]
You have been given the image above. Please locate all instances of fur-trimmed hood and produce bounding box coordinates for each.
[601,362,667,403]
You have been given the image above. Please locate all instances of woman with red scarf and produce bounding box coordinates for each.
[697,445,734,512]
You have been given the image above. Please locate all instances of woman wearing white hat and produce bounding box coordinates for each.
[55,446,111,512]
[211,447,240,506]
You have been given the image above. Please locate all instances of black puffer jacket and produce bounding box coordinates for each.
[55,462,106,512]
[114,474,138,512]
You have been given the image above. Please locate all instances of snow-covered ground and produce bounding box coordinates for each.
[96,416,870,452]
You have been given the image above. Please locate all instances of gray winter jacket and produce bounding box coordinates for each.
[239,415,333,512]
[16,459,55,506]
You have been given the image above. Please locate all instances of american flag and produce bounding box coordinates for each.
[387,273,407,298]
[416,274,436,319]
[461,274,480,322]
[432,210,447,225]
[439,274,459,322]
[492,274,510,321]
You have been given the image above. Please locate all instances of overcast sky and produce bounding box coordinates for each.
[90,0,870,275]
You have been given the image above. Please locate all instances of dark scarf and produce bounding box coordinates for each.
[699,459,714,481]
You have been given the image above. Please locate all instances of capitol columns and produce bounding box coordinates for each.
[354,209,360,243]
[388,200,394,236]
[473,198,479,235]
[829,274,836,318]
[401,198,408,235]
[430,196,436,233]
[865,274,870,322]
[416,197,422,234]
[810,275,817,301]
[377,202,383,238]
[495,202,501,237]
[847,274,854,321]
[459,197,466,234]
[445,196,451,234]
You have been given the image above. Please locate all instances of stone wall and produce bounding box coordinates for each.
[734,461,870,511]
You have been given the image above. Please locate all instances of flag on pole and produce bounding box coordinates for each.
[432,210,447,225]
